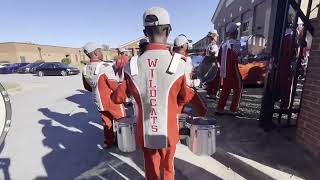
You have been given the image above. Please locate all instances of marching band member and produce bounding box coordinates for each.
[112,7,193,180]
[82,42,126,149]
[275,19,296,109]
[116,48,129,80]
[215,23,243,116]
[138,38,149,55]
[173,34,207,116]
[205,30,221,100]
[206,30,220,57]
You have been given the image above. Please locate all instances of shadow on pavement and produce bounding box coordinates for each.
[0,143,11,180]
[37,89,222,180]
[201,88,320,180]
[37,90,144,180]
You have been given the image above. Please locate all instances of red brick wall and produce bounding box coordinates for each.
[297,18,320,158]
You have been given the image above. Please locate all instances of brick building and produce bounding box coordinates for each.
[192,36,211,51]
[212,0,319,42]
[0,42,118,64]
[118,37,147,57]
[297,18,320,159]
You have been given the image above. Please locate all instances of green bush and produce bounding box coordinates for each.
[61,58,71,65]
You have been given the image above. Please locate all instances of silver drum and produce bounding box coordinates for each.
[116,117,136,152]
[187,117,217,156]
[178,114,190,143]
[178,113,190,129]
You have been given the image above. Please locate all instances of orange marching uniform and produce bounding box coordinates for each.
[216,38,243,114]
[275,28,295,109]
[82,61,126,147]
[174,44,207,117]
[116,50,129,80]
[112,43,194,179]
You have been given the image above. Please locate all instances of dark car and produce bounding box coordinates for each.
[30,63,45,74]
[17,62,44,73]
[0,63,29,74]
[35,62,80,76]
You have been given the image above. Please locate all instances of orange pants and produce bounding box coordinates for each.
[207,74,221,97]
[178,91,207,116]
[99,111,115,147]
[216,77,243,113]
[143,145,176,180]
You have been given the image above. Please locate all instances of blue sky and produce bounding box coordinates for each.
[0,0,218,48]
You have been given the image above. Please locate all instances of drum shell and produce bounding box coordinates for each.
[188,124,216,156]
[178,113,190,129]
[116,117,136,152]
[178,114,190,141]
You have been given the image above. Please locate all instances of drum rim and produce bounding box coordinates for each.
[186,117,217,126]
[0,83,12,147]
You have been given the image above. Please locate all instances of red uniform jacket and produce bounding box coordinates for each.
[82,62,126,119]
[116,55,129,79]
[112,44,194,149]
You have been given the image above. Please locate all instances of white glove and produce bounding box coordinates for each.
[191,79,201,88]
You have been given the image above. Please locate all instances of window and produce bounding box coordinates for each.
[42,63,53,68]
[242,21,250,32]
[225,0,234,7]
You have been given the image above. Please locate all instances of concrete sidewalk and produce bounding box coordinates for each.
[198,88,320,180]
[1,74,318,180]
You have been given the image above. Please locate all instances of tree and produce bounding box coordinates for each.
[61,55,71,65]
[102,44,110,50]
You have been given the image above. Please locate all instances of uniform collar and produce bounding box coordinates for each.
[90,59,101,63]
[176,50,187,57]
[146,43,168,50]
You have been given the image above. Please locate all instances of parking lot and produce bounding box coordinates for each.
[0,74,319,180]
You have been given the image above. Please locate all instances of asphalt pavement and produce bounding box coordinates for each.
[0,74,319,180]
[0,74,239,180]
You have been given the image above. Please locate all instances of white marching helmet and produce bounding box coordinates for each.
[83,42,102,54]
[174,35,189,47]
[143,7,170,27]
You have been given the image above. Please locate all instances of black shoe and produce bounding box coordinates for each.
[230,112,244,117]
[215,111,224,116]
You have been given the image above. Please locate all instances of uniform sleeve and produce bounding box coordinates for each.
[111,73,130,104]
[107,80,119,92]
[99,64,119,91]
[232,42,242,57]
[217,48,222,67]
[177,75,195,106]
[82,74,92,92]
[213,45,220,57]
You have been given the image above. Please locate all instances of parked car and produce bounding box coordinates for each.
[17,62,44,73]
[192,34,269,87]
[0,63,29,74]
[35,62,80,76]
[30,63,46,74]
[0,64,10,68]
